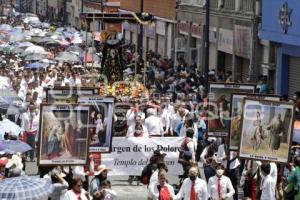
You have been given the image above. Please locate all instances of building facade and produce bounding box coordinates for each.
[260,0,300,98]
[120,0,176,59]
[47,0,64,23]
[177,0,262,82]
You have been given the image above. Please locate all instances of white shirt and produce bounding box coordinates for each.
[126,109,145,126]
[149,170,159,186]
[64,189,90,200]
[270,162,278,185]
[179,124,199,143]
[72,166,86,181]
[21,112,39,132]
[216,144,227,168]
[148,183,175,200]
[208,175,235,200]
[174,178,208,200]
[160,108,170,130]
[229,151,240,170]
[145,115,163,136]
[240,160,261,186]
[170,112,184,134]
[260,175,276,200]
[126,124,148,137]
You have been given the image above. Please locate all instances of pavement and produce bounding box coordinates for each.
[25,161,244,200]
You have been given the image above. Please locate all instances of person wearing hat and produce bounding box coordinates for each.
[90,164,111,196]
[208,164,235,200]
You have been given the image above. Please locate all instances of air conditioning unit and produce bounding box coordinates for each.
[218,0,224,8]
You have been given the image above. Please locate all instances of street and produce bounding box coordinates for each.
[25,161,244,200]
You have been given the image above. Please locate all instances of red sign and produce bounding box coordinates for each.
[178,21,190,35]
[191,23,202,39]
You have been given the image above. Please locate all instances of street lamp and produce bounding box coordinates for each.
[138,0,144,57]
[203,0,210,90]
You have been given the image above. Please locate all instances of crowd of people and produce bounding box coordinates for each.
[1,10,300,200]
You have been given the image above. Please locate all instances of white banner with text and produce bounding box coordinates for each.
[102,137,184,176]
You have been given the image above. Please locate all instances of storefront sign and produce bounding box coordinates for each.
[191,23,202,39]
[235,25,252,59]
[156,21,166,36]
[101,137,184,176]
[218,28,233,54]
[179,21,190,36]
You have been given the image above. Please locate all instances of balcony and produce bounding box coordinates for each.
[224,0,235,10]
[241,0,253,12]
[210,0,218,8]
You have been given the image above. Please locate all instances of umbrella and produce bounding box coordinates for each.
[45,40,61,47]
[0,176,52,200]
[11,47,24,54]
[16,41,34,48]
[9,32,26,42]
[0,24,12,32]
[66,45,83,53]
[26,28,43,36]
[80,53,100,63]
[24,45,45,54]
[26,62,49,69]
[37,37,55,44]
[0,140,32,154]
[55,51,79,63]
[0,119,22,139]
[24,53,46,61]
[23,16,40,24]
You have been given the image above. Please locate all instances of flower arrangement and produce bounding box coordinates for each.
[98,81,148,97]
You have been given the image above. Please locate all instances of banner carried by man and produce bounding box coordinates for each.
[101,137,184,176]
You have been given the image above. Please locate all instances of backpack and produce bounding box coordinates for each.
[141,163,156,185]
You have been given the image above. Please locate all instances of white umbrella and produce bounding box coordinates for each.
[24,45,45,54]
[23,16,40,24]
[71,36,83,44]
[26,28,43,36]
[9,32,25,42]
[0,119,22,140]
[0,24,12,32]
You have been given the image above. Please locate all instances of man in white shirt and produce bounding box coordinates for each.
[159,104,170,133]
[148,169,175,200]
[174,167,208,200]
[260,161,277,198]
[125,102,145,127]
[170,107,187,136]
[145,108,164,136]
[21,103,39,162]
[208,164,235,200]
[260,163,276,200]
[126,115,148,137]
